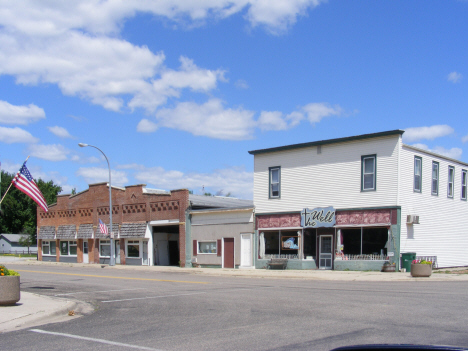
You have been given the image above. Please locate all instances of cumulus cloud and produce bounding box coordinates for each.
[28,144,70,161]
[235,79,249,89]
[257,111,287,131]
[48,126,73,138]
[136,119,158,133]
[0,100,45,125]
[76,167,128,186]
[0,126,38,143]
[154,98,256,140]
[411,143,462,160]
[447,71,463,83]
[462,134,468,143]
[403,125,454,143]
[133,165,253,199]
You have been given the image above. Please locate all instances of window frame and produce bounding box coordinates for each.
[42,240,53,255]
[447,165,455,198]
[414,156,422,193]
[361,154,377,192]
[126,240,141,258]
[198,241,217,254]
[461,169,467,201]
[59,240,77,256]
[431,161,439,196]
[99,239,111,258]
[269,166,281,199]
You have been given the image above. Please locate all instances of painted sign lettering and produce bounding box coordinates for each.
[301,206,336,228]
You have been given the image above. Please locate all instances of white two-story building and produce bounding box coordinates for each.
[249,130,468,270]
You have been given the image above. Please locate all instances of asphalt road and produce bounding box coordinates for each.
[1,264,468,351]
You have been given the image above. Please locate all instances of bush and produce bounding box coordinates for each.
[0,265,20,276]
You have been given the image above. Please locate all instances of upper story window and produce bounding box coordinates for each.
[432,161,439,196]
[447,166,455,198]
[361,155,376,191]
[269,166,281,198]
[462,170,467,201]
[414,156,422,193]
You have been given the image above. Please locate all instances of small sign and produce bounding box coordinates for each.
[301,206,336,228]
[110,232,114,239]
[388,252,394,257]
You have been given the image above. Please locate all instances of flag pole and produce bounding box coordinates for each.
[0,156,30,207]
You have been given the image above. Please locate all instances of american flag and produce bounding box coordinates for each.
[12,162,48,212]
[99,219,109,235]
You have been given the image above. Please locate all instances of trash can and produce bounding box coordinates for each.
[401,252,416,272]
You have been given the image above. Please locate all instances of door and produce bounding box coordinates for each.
[157,240,169,265]
[223,238,235,269]
[319,235,333,269]
[240,234,252,267]
[168,241,179,266]
[115,240,121,264]
[83,240,89,264]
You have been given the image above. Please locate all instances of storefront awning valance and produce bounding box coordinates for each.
[119,223,147,238]
[38,226,56,239]
[77,224,94,238]
[95,223,119,238]
[56,225,77,239]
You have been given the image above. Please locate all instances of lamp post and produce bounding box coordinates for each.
[78,143,115,266]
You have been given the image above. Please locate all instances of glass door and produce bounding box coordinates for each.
[319,235,333,269]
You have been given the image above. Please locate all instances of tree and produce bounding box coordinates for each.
[19,235,34,254]
[0,170,62,243]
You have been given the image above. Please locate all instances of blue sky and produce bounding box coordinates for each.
[1,0,467,200]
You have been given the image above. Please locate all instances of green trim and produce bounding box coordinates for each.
[414,156,422,193]
[269,166,281,199]
[248,130,404,155]
[432,161,439,196]
[185,212,192,268]
[447,165,455,199]
[361,154,377,192]
[461,169,467,201]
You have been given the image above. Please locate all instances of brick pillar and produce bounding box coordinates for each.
[94,239,100,263]
[56,239,60,262]
[77,239,83,263]
[119,239,126,265]
[38,239,43,261]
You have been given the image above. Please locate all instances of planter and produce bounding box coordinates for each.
[411,263,432,277]
[381,263,396,272]
[0,276,21,305]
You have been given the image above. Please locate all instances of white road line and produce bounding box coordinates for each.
[54,288,146,296]
[30,329,164,351]
[102,291,206,303]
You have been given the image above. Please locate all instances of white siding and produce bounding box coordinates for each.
[253,135,400,213]
[191,210,253,226]
[399,146,468,267]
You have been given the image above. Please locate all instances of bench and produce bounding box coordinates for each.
[267,258,288,270]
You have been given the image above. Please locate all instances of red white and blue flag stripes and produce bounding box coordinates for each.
[99,219,109,235]
[12,161,48,212]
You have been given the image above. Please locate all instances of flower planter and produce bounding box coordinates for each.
[381,264,396,272]
[411,263,432,277]
[0,276,21,305]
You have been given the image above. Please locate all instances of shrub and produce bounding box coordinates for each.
[0,265,20,276]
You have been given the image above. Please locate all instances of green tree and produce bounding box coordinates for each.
[19,234,34,254]
[0,170,62,243]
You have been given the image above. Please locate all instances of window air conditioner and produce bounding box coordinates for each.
[406,215,414,224]
[412,215,420,224]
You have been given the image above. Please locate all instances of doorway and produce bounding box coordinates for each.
[223,238,235,268]
[82,240,89,264]
[319,235,333,269]
[240,234,252,267]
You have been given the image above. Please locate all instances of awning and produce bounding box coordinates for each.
[56,225,77,239]
[77,224,94,239]
[119,223,147,238]
[38,226,56,239]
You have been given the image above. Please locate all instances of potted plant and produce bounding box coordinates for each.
[381,262,396,272]
[0,265,21,305]
[410,259,432,277]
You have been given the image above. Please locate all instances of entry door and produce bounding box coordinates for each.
[157,240,169,266]
[240,234,252,267]
[83,240,89,264]
[319,235,333,269]
[223,238,235,268]
[115,240,121,264]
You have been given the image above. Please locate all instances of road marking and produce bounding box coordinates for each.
[30,329,164,350]
[102,291,207,303]
[55,288,146,296]
[16,270,209,284]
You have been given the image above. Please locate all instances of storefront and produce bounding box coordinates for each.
[256,206,400,271]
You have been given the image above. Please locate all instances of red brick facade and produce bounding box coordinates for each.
[37,183,190,267]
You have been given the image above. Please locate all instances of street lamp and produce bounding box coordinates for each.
[78,143,115,266]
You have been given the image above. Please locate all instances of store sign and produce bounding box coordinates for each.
[301,206,336,228]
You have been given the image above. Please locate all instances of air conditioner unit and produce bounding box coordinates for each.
[407,215,420,224]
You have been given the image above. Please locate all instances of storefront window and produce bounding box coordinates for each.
[198,241,216,254]
[42,241,50,255]
[341,228,387,256]
[262,230,299,258]
[303,229,316,258]
[60,241,77,256]
[100,240,110,257]
[127,240,140,257]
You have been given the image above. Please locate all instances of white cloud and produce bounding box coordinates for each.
[302,102,343,123]
[28,144,70,161]
[235,79,249,89]
[412,143,463,160]
[462,134,468,143]
[136,119,158,133]
[448,71,463,83]
[0,100,45,125]
[155,99,256,140]
[403,125,454,143]
[258,111,287,131]
[134,165,253,199]
[76,167,128,186]
[48,126,73,138]
[0,126,38,143]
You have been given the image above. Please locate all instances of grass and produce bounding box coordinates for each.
[0,253,37,257]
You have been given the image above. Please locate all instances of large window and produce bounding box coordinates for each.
[414,156,422,192]
[361,155,376,191]
[100,240,110,257]
[59,240,77,256]
[198,241,217,254]
[432,161,439,196]
[447,166,455,198]
[462,170,467,201]
[262,230,299,258]
[126,240,140,258]
[342,228,387,256]
[42,240,56,255]
[269,166,281,198]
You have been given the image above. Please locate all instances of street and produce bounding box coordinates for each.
[1,264,468,351]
